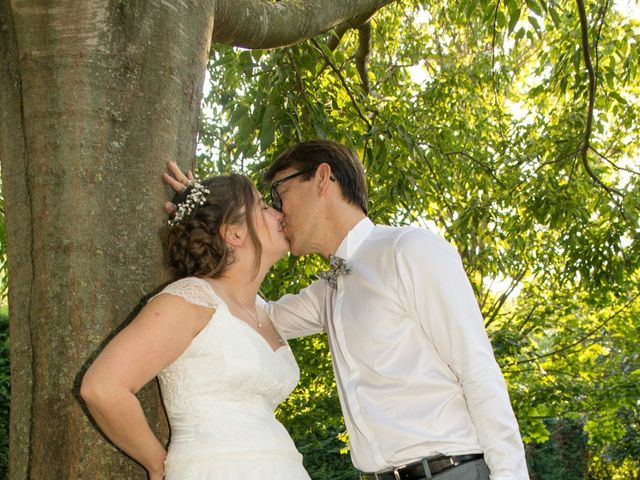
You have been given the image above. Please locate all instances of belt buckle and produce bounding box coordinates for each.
[392,463,406,480]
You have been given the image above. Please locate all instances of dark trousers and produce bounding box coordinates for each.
[428,458,489,480]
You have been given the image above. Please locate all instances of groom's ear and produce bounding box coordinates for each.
[315,163,334,192]
[220,224,246,247]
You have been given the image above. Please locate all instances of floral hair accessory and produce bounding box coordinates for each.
[168,179,211,226]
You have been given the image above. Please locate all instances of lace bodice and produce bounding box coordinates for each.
[152,277,301,465]
[157,277,220,309]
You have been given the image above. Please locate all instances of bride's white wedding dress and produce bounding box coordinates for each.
[154,277,310,479]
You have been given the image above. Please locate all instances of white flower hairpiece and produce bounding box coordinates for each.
[168,179,211,226]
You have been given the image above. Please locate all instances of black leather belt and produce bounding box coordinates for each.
[360,454,484,480]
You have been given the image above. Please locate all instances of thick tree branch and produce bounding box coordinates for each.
[320,15,374,93]
[575,0,621,195]
[327,24,350,51]
[327,11,375,93]
[212,0,393,49]
[327,8,377,51]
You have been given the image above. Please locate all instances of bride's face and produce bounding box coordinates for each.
[251,192,290,262]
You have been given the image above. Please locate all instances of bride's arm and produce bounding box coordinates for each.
[81,294,212,477]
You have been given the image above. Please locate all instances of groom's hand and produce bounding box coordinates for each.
[162,161,194,214]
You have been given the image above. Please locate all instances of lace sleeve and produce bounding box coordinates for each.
[152,277,218,308]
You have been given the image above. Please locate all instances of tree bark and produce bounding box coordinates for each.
[1,1,213,478]
[212,0,393,48]
[0,0,392,477]
[0,2,32,478]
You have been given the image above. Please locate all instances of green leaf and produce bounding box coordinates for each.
[508,8,521,33]
[528,14,541,33]
[549,5,562,26]
[229,104,249,126]
[609,91,628,105]
[464,0,479,18]
[259,105,277,151]
[497,10,507,29]
[236,116,254,140]
[483,2,497,22]
[526,0,543,16]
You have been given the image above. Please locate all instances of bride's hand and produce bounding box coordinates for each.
[147,465,165,480]
[162,161,194,214]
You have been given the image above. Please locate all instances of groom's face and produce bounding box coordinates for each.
[270,168,318,256]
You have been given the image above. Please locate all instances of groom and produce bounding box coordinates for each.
[164,140,529,480]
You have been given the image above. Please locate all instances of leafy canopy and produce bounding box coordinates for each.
[196,0,639,477]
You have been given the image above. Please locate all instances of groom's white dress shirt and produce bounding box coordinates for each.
[267,217,529,479]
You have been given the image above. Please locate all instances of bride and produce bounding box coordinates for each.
[81,173,311,479]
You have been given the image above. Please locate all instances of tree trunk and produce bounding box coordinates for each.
[0,1,213,478]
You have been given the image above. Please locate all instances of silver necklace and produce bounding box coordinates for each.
[226,289,263,329]
[224,287,287,346]
[248,307,263,329]
[205,280,264,329]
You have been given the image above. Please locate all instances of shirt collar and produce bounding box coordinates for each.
[334,217,374,260]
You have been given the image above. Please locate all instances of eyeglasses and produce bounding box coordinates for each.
[269,169,314,212]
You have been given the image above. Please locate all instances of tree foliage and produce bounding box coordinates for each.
[197,0,639,477]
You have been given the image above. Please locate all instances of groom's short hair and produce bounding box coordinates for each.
[265,139,368,215]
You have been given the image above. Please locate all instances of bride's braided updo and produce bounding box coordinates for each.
[166,174,262,279]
